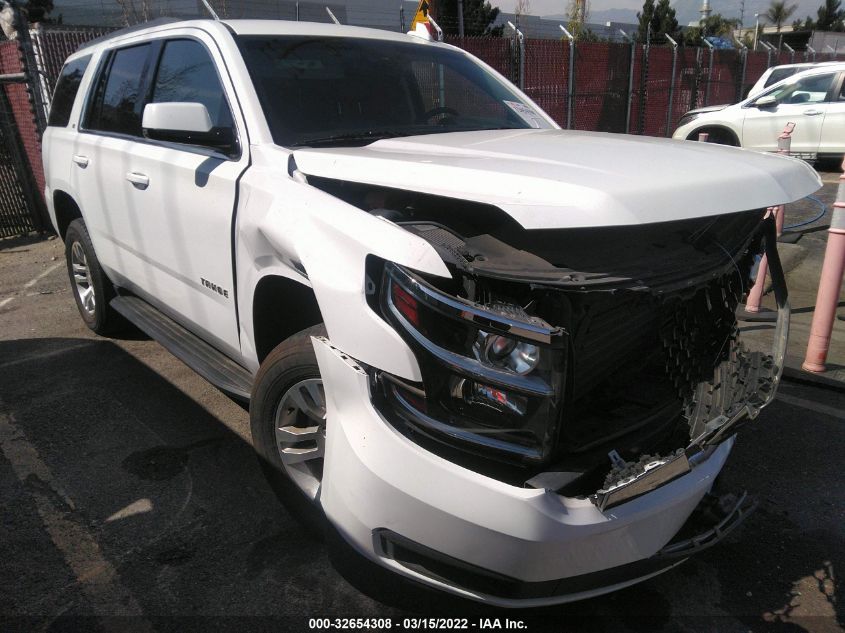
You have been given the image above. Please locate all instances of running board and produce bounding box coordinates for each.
[111,295,253,401]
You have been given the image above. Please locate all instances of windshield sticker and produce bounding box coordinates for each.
[504,101,544,128]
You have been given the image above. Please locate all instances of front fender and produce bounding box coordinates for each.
[238,146,450,381]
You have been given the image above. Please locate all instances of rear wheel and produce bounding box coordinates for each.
[250,324,328,534]
[64,219,121,335]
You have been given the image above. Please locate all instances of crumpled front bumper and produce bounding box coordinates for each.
[313,337,752,607]
[312,219,787,607]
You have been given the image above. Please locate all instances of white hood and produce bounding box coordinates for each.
[293,129,822,229]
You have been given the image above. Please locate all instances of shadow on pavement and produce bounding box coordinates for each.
[0,234,48,253]
[0,337,386,625]
[0,338,842,631]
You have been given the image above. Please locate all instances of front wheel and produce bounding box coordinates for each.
[250,324,329,534]
[688,127,739,146]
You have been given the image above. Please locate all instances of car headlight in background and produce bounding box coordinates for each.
[676,112,701,129]
[375,262,567,466]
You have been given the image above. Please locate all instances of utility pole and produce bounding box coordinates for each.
[457,0,464,37]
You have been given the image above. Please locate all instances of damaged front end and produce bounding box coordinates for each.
[358,192,788,510]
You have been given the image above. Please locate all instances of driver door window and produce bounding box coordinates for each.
[150,39,234,132]
[767,73,836,105]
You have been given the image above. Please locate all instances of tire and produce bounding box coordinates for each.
[250,323,329,535]
[64,218,121,335]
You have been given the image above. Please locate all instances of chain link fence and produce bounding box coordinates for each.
[1,33,45,238]
[0,86,37,239]
[1,23,114,239]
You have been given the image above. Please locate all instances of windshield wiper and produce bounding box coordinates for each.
[292,131,408,147]
[292,125,532,148]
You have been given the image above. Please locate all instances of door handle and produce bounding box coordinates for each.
[803,109,823,116]
[125,172,150,190]
[72,155,89,168]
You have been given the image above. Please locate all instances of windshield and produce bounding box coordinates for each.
[236,35,552,147]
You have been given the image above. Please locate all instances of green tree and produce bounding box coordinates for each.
[683,13,739,45]
[816,0,844,30]
[764,0,798,31]
[637,0,679,43]
[437,0,504,36]
[794,14,816,29]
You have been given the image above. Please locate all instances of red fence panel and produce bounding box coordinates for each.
[570,41,631,133]
[1,41,44,198]
[707,49,742,106]
[522,38,567,125]
[639,45,674,137]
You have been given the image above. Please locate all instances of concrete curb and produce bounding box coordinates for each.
[783,356,845,391]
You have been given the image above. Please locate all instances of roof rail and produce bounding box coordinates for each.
[76,17,184,51]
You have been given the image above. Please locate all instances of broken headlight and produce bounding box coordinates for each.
[376,263,567,465]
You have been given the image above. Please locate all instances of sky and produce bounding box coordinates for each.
[495,0,823,27]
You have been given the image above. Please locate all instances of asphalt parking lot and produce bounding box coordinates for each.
[1,197,844,632]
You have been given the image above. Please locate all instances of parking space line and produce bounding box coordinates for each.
[776,392,845,421]
[0,262,63,309]
[0,406,153,629]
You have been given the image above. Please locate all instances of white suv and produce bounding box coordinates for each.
[673,64,845,159]
[43,18,820,607]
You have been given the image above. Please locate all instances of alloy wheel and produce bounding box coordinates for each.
[274,378,326,502]
[71,241,95,316]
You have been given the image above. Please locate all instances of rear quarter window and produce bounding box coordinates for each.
[47,55,92,128]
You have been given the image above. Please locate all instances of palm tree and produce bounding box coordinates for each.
[765,0,798,31]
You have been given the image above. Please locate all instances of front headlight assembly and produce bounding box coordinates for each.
[375,263,567,466]
[676,112,701,129]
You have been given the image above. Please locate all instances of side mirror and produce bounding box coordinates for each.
[142,102,237,155]
[754,95,778,108]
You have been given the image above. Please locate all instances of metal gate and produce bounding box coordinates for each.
[1,17,113,240]
[0,53,43,237]
[1,6,48,239]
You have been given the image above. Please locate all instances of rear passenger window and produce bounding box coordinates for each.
[87,43,151,136]
[150,39,233,129]
[48,55,91,127]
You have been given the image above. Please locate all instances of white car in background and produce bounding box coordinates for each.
[673,63,845,159]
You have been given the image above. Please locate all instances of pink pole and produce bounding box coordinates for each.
[744,124,793,313]
[802,160,845,372]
